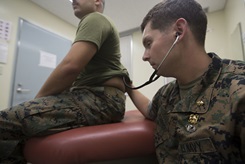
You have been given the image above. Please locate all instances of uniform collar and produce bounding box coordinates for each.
[169,53,222,113]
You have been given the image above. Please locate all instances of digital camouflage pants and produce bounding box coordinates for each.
[0,86,126,163]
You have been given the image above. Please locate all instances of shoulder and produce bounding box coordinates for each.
[222,59,245,90]
[209,53,245,76]
[216,59,245,109]
[221,59,245,76]
[75,12,118,47]
[80,12,112,27]
[77,12,117,36]
[84,12,107,20]
[217,58,245,88]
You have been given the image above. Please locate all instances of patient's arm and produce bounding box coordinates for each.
[126,85,151,119]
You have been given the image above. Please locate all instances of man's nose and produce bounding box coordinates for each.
[142,50,149,61]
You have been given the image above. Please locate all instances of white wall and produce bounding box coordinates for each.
[205,0,245,60]
[205,11,228,58]
[225,0,245,60]
[0,0,76,109]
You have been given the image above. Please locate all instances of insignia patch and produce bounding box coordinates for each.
[186,124,196,133]
[188,114,199,124]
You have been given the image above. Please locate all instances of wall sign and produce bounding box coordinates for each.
[0,19,12,41]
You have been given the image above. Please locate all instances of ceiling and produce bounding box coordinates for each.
[29,0,227,33]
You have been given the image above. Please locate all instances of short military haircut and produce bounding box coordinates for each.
[141,0,207,46]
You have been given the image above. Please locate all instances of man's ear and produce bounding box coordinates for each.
[174,18,188,38]
[94,0,101,6]
[94,0,103,11]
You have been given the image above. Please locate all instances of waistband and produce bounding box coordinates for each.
[70,86,125,95]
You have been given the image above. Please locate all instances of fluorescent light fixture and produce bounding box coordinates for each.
[69,0,72,2]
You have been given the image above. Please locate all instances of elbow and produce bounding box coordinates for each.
[67,65,81,75]
[60,62,82,77]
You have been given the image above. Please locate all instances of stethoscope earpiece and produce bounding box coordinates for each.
[176,32,182,38]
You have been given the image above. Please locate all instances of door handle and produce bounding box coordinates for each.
[16,87,31,93]
[16,84,31,93]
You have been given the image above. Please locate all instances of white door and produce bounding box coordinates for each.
[11,19,72,106]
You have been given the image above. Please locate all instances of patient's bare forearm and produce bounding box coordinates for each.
[126,87,150,118]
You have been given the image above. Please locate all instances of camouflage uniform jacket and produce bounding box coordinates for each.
[148,53,245,163]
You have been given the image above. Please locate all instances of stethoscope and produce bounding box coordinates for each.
[123,33,180,90]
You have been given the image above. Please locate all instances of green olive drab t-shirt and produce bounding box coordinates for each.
[71,12,130,88]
